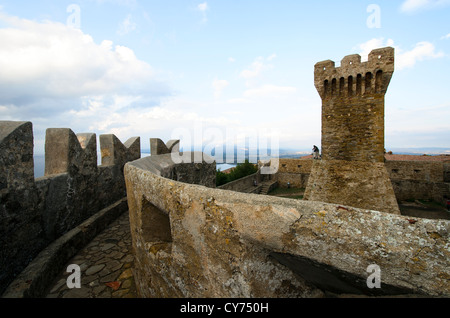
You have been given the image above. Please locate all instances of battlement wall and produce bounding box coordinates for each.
[386,161,449,202]
[0,121,140,295]
[277,158,449,204]
[125,154,450,297]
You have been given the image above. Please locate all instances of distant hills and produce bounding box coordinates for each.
[34,146,449,178]
[387,147,450,155]
[140,146,450,163]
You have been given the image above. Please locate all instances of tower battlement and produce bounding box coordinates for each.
[314,47,394,100]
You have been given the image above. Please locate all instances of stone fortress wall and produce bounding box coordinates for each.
[387,160,450,202]
[125,142,450,298]
[276,158,450,203]
[0,121,140,296]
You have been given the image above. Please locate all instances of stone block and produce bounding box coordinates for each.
[45,129,97,176]
[150,138,180,156]
[100,135,140,167]
[0,121,34,190]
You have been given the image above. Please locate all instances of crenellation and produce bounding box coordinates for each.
[0,121,35,191]
[315,47,394,100]
[100,135,141,167]
[44,129,98,176]
[150,138,180,156]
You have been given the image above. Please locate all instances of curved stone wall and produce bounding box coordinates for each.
[125,153,450,298]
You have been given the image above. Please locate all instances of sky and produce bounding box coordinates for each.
[0,0,450,156]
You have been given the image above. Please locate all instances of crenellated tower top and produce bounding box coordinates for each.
[314,47,395,100]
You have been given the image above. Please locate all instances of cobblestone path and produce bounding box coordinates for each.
[45,212,138,298]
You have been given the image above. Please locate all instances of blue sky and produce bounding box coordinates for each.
[1,0,450,155]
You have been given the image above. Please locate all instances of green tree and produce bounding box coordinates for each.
[216,160,258,187]
[216,169,230,187]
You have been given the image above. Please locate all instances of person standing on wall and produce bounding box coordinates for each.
[313,145,320,160]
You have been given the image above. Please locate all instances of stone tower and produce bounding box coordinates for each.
[304,47,400,214]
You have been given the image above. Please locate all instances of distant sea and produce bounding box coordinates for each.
[34,154,45,178]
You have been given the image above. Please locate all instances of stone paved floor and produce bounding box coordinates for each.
[45,211,138,298]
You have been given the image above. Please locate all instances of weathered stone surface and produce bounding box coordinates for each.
[2,198,128,298]
[150,138,180,156]
[0,121,35,190]
[276,159,313,189]
[0,121,44,296]
[100,135,140,167]
[304,160,400,214]
[125,155,450,298]
[45,129,97,176]
[131,152,216,188]
[272,157,449,205]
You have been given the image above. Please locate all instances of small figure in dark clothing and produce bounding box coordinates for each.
[312,145,320,160]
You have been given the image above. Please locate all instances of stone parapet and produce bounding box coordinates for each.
[125,155,450,297]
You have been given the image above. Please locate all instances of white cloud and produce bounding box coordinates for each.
[400,0,450,13]
[441,33,450,39]
[0,12,167,108]
[267,53,277,61]
[228,57,236,63]
[197,2,209,23]
[356,38,395,62]
[212,78,229,98]
[117,14,137,36]
[198,2,208,12]
[239,55,275,80]
[0,11,171,148]
[397,41,444,69]
[354,38,444,70]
